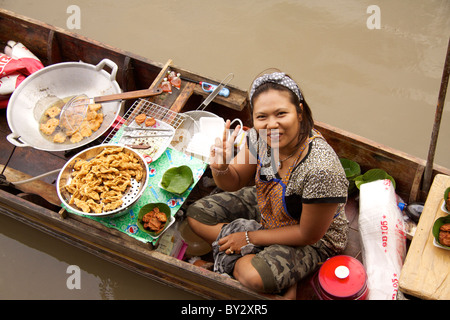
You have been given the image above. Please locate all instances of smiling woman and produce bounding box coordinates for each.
[187,71,348,298]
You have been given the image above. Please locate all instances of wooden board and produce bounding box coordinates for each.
[399,174,450,300]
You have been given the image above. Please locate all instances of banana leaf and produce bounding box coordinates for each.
[432,216,450,249]
[354,168,396,190]
[160,165,194,194]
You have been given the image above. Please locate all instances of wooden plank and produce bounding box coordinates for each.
[315,120,430,201]
[0,165,60,206]
[399,174,450,300]
[170,82,196,113]
[192,85,247,111]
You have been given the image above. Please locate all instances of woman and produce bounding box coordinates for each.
[186,71,349,298]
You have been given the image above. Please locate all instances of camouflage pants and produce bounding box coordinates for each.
[186,186,334,294]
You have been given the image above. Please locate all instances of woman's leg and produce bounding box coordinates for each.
[247,243,333,295]
[187,217,226,244]
[233,254,297,299]
[233,254,264,292]
[186,186,260,244]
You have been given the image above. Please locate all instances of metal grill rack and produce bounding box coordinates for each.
[103,99,187,161]
[104,99,186,142]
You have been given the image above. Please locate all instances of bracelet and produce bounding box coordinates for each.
[245,231,251,245]
[210,165,230,175]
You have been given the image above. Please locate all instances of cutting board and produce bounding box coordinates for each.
[399,174,450,300]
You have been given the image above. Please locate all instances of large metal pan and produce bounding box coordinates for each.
[57,144,149,218]
[6,59,122,151]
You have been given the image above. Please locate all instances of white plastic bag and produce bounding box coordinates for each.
[359,179,407,300]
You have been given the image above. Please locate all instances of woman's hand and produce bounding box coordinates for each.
[209,119,241,171]
[218,231,247,255]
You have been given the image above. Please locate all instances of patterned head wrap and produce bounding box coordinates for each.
[249,72,303,106]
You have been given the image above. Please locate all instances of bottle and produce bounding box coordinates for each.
[167,70,176,81]
[171,73,181,89]
[160,77,172,93]
[398,202,424,223]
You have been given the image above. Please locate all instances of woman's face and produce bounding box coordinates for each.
[252,89,302,150]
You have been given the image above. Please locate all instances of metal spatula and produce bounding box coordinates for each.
[59,88,163,133]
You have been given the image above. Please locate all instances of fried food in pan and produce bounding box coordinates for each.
[64,146,144,214]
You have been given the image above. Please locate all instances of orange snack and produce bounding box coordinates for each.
[135,113,146,124]
[142,207,167,232]
[145,116,156,127]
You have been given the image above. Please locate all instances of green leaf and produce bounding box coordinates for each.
[339,158,361,195]
[160,165,194,194]
[339,158,361,179]
[432,216,450,248]
[444,187,450,211]
[354,169,396,189]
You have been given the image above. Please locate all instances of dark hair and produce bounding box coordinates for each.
[250,81,314,146]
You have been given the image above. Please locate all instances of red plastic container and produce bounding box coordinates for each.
[312,255,368,300]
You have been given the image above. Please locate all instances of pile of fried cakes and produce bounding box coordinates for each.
[64,146,144,214]
[40,103,104,144]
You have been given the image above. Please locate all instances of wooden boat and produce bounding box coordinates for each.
[0,9,449,300]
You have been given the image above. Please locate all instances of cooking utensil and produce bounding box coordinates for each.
[67,87,163,106]
[169,73,234,157]
[123,126,173,132]
[59,88,163,133]
[180,76,230,97]
[197,73,234,111]
[57,144,149,218]
[122,134,173,138]
[105,102,180,163]
[7,59,122,151]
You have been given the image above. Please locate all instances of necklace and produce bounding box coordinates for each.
[277,149,297,169]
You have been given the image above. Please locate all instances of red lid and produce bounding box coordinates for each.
[318,255,367,299]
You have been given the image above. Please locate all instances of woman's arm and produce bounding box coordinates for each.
[210,120,256,191]
[218,202,338,252]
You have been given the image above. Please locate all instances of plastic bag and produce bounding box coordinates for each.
[359,179,407,300]
[0,41,44,108]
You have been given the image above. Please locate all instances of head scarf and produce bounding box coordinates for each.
[249,72,303,106]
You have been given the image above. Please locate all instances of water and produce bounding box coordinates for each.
[0,0,449,299]
[0,213,201,299]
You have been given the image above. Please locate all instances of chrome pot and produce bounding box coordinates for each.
[6,59,122,151]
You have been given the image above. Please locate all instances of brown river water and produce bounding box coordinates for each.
[0,0,449,299]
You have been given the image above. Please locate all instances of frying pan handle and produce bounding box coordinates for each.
[7,133,30,147]
[94,88,163,103]
[95,58,118,81]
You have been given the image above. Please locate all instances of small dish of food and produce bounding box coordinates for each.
[432,216,450,250]
[137,203,174,238]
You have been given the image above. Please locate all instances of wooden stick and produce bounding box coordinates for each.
[93,87,162,103]
[423,37,450,193]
